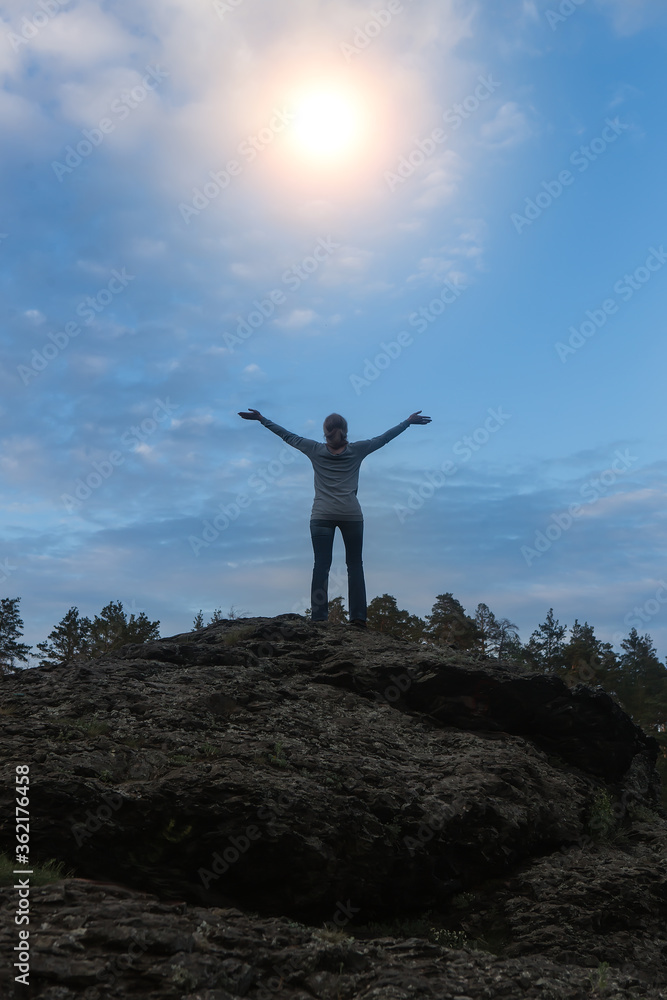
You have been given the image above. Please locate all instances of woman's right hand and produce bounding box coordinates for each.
[238,408,263,420]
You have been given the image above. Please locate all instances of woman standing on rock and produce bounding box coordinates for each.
[238,408,432,627]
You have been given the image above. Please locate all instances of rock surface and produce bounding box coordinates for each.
[0,614,665,998]
[1,874,666,1000]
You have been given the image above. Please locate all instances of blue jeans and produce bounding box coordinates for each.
[310,519,366,622]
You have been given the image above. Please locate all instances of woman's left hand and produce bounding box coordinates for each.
[407,411,432,424]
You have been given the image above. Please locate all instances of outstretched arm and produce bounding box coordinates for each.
[238,408,318,456]
[357,410,432,457]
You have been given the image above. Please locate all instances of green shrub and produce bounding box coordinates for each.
[268,741,288,767]
[0,853,75,887]
[588,960,610,995]
[223,626,256,646]
[586,790,617,841]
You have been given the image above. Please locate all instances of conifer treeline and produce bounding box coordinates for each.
[0,598,159,672]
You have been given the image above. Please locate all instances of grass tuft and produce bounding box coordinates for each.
[0,853,75,887]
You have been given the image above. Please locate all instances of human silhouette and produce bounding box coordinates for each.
[238,408,432,626]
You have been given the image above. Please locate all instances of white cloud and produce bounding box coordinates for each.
[24,309,45,324]
[576,488,663,519]
[407,255,456,286]
[479,101,532,149]
[406,220,485,285]
[0,435,45,484]
[413,179,458,210]
[171,415,215,430]
[70,355,111,377]
[296,200,338,225]
[317,247,374,287]
[28,2,131,66]
[230,262,255,279]
[594,0,667,36]
[608,83,643,109]
[242,363,265,378]
[0,87,42,133]
[130,237,167,258]
[75,258,111,277]
[274,308,316,329]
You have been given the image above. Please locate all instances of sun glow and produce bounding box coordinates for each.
[289,87,364,163]
[244,65,400,203]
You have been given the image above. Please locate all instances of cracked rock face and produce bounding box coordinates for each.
[0,614,665,998]
[1,875,666,1000]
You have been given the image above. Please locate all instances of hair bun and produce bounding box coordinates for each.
[324,413,348,447]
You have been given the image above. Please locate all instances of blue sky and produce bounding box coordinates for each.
[2,0,667,656]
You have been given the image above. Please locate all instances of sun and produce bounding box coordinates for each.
[289,88,364,163]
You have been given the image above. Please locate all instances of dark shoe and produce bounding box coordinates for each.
[350,619,367,629]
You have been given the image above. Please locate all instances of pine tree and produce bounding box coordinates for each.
[87,601,160,656]
[472,604,521,660]
[35,606,91,668]
[474,603,497,656]
[425,593,480,650]
[613,629,667,804]
[367,594,425,641]
[525,608,567,673]
[124,611,161,643]
[490,617,521,660]
[0,597,31,674]
[560,619,618,690]
[328,597,348,624]
[616,629,667,723]
[192,610,205,630]
[563,620,597,667]
[210,608,224,623]
[500,633,532,669]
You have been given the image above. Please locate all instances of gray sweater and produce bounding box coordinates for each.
[259,416,411,520]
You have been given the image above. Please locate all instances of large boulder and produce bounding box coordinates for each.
[0,614,664,996]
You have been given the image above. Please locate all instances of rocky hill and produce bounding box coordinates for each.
[1,613,666,999]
